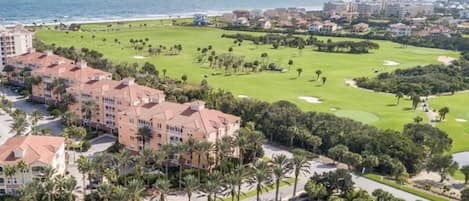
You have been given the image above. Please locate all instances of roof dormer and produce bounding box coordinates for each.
[13,148,24,158]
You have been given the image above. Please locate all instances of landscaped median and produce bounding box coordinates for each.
[364,173,449,201]
[222,178,296,201]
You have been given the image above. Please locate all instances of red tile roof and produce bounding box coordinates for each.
[0,136,64,166]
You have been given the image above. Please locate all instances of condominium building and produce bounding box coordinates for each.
[8,51,241,169]
[118,100,240,168]
[385,1,434,18]
[0,25,33,72]
[0,136,66,195]
[66,77,165,133]
[388,23,412,36]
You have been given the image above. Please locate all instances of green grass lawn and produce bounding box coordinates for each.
[36,21,466,151]
[364,173,449,201]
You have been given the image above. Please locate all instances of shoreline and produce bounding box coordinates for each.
[2,6,322,27]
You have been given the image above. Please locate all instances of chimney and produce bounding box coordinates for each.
[44,50,53,56]
[150,94,165,104]
[77,60,87,69]
[191,100,205,111]
[121,77,135,86]
[28,48,36,54]
[13,148,24,158]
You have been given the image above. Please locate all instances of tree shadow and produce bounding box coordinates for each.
[402,107,413,111]
[289,77,298,80]
[385,104,397,107]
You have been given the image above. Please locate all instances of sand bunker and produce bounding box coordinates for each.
[329,108,338,111]
[133,56,145,59]
[344,79,358,88]
[456,118,467,122]
[298,96,322,104]
[238,95,249,99]
[438,56,456,65]
[383,60,400,66]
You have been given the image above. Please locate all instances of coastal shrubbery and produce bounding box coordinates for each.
[355,63,469,95]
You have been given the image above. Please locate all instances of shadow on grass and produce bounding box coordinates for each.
[402,107,414,111]
[386,104,397,107]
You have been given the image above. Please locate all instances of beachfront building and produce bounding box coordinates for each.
[0,25,34,72]
[384,1,434,18]
[352,23,370,32]
[118,100,241,169]
[193,14,209,26]
[388,23,412,36]
[28,58,112,105]
[66,77,165,133]
[357,1,382,17]
[0,136,65,195]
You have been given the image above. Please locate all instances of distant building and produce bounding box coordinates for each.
[193,14,209,26]
[308,21,338,33]
[385,1,434,18]
[324,0,349,14]
[0,25,34,72]
[222,13,235,23]
[256,19,272,29]
[233,10,251,20]
[0,136,66,195]
[388,23,412,36]
[234,17,250,26]
[352,23,370,32]
[460,9,469,19]
[357,2,382,17]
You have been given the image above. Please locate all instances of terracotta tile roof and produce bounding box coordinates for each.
[0,136,64,166]
[125,101,240,134]
[69,78,165,106]
[7,51,72,69]
[33,61,111,84]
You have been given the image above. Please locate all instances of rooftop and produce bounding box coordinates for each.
[0,136,65,166]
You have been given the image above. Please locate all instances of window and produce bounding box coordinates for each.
[0,178,4,184]
[0,189,5,195]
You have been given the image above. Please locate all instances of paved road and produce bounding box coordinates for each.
[422,99,437,127]
[166,144,428,201]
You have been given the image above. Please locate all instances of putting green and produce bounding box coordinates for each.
[334,110,380,124]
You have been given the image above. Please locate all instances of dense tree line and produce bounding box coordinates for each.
[222,26,469,52]
[355,63,469,95]
[222,33,307,48]
[33,40,452,178]
[312,40,380,54]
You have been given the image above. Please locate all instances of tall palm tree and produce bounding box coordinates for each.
[195,141,212,178]
[18,180,41,201]
[16,161,28,185]
[154,177,171,201]
[292,154,311,197]
[235,133,249,166]
[112,186,130,201]
[233,165,249,201]
[271,154,292,201]
[245,126,264,162]
[62,111,78,127]
[250,160,272,201]
[126,179,146,201]
[176,143,189,189]
[43,179,57,201]
[183,175,199,201]
[77,155,92,199]
[98,183,115,201]
[82,100,96,129]
[62,176,78,201]
[200,170,224,201]
[63,126,86,150]
[30,110,44,135]
[10,114,29,136]
[4,165,17,187]
[138,126,153,150]
[217,136,233,169]
[315,70,322,80]
[160,144,174,177]
[186,137,197,169]
[114,148,131,177]
[225,172,240,201]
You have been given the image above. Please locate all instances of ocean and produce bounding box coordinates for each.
[0,0,326,25]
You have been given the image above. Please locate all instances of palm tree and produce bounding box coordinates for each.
[62,111,78,127]
[195,141,212,179]
[245,126,264,162]
[225,172,240,201]
[271,154,292,201]
[114,148,131,176]
[63,126,87,150]
[288,60,293,71]
[292,154,311,197]
[200,170,224,201]
[183,175,199,201]
[138,126,152,150]
[296,68,303,77]
[395,92,404,105]
[4,165,17,187]
[127,179,146,201]
[321,77,327,85]
[250,160,272,201]
[10,114,29,136]
[154,178,172,201]
[315,70,322,80]
[185,138,197,170]
[160,144,174,177]
[62,176,78,201]
[232,165,249,201]
[82,100,96,129]
[30,110,44,135]
[16,161,28,185]
[176,143,189,189]
[98,183,115,201]
[217,136,233,169]
[236,133,249,166]
[77,155,92,199]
